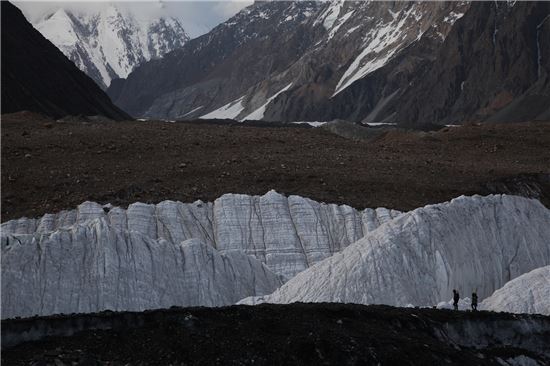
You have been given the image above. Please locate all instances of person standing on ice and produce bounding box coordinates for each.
[452,289,460,310]
[471,291,478,311]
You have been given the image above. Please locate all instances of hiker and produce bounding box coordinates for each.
[453,289,460,310]
[471,291,478,311]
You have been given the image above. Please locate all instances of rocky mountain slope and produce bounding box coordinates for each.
[3,193,549,319]
[108,1,550,125]
[33,5,189,89]
[1,2,130,120]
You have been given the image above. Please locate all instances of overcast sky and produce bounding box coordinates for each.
[14,1,253,37]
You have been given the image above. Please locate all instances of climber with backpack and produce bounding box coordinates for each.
[471,290,478,311]
[452,289,460,310]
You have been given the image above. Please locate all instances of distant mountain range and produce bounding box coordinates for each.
[107,0,550,126]
[1,1,130,120]
[34,5,189,89]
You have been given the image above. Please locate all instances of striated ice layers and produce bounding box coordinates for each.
[2,192,549,319]
[481,266,550,316]
[2,190,400,280]
[1,191,400,318]
[248,195,550,308]
[1,229,281,319]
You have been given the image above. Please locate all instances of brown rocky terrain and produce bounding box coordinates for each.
[2,112,549,221]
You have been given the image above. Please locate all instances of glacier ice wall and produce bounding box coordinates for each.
[258,195,550,307]
[1,190,401,280]
[1,218,282,319]
[481,266,550,315]
[1,191,401,319]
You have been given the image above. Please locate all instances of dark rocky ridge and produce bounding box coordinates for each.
[1,2,130,120]
[2,303,550,365]
[108,1,550,126]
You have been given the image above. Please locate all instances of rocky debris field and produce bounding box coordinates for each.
[3,303,550,366]
[2,112,550,221]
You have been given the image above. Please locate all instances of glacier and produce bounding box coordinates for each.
[1,191,400,319]
[481,266,550,315]
[1,226,281,319]
[250,195,550,308]
[2,191,400,281]
[3,193,549,319]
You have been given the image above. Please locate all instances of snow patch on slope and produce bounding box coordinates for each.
[315,0,345,30]
[332,5,466,97]
[332,8,413,96]
[242,83,293,121]
[327,10,355,41]
[200,96,245,119]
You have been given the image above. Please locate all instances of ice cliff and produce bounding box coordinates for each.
[252,195,550,308]
[482,265,550,315]
[1,219,282,319]
[2,191,400,280]
[3,193,549,319]
[1,191,400,319]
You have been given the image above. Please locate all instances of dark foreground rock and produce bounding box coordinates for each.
[2,303,549,365]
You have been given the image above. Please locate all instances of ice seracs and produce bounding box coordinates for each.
[1,220,282,319]
[3,193,549,319]
[1,191,402,319]
[254,195,550,308]
[481,266,550,315]
[2,191,401,280]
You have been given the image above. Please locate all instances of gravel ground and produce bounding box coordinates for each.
[3,303,550,366]
[2,112,549,221]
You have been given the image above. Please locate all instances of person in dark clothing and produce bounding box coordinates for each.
[453,289,460,310]
[471,291,478,311]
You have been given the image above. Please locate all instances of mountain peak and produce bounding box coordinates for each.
[34,5,189,89]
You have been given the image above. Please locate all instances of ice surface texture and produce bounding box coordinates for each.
[3,193,548,319]
[259,195,550,308]
[1,191,399,318]
[482,266,550,315]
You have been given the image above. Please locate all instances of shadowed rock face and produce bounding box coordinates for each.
[108,1,549,126]
[1,2,130,120]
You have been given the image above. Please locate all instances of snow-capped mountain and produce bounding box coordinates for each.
[34,5,189,89]
[2,2,129,120]
[109,1,550,125]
